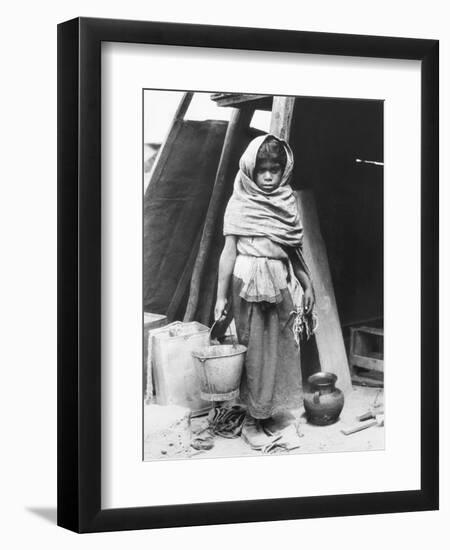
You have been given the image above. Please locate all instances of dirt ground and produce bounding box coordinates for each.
[144,385,384,461]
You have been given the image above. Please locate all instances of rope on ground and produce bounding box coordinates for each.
[190,404,247,451]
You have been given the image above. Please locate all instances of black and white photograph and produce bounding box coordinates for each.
[0,0,444,542]
[143,90,384,460]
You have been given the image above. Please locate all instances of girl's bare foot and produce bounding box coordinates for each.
[241,416,273,449]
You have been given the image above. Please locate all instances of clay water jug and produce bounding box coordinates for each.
[303,372,344,425]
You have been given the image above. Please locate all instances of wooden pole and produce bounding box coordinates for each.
[295,190,353,394]
[183,106,254,321]
[198,264,219,326]
[270,96,296,141]
[146,92,194,193]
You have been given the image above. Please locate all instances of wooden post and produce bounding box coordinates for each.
[270,96,296,141]
[146,92,194,193]
[198,265,219,326]
[183,106,254,321]
[295,190,353,394]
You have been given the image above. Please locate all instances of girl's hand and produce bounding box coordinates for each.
[214,298,228,321]
[302,287,315,314]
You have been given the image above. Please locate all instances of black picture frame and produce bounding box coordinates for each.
[57,16,439,533]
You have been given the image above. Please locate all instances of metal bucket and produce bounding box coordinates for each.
[191,344,246,401]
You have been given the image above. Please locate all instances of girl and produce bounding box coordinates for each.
[214,133,315,449]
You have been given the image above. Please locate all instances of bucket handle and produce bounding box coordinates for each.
[209,319,239,347]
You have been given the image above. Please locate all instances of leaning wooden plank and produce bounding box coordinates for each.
[146,91,194,192]
[295,190,353,394]
[211,93,272,110]
[184,106,254,321]
[270,96,296,141]
[198,261,219,326]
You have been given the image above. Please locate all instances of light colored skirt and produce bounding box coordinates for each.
[232,276,303,419]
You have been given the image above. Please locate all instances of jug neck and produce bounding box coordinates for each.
[312,381,335,394]
[308,372,338,394]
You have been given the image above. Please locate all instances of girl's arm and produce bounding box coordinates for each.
[286,247,315,314]
[214,235,237,320]
[295,267,313,293]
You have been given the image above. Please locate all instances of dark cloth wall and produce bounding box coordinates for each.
[143,120,228,316]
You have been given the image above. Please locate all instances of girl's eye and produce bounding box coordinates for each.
[257,166,281,174]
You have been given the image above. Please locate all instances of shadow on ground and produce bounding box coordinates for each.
[26,507,57,525]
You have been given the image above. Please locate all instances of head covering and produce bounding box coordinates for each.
[223,134,303,247]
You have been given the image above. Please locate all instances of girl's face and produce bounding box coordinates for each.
[254,159,283,192]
